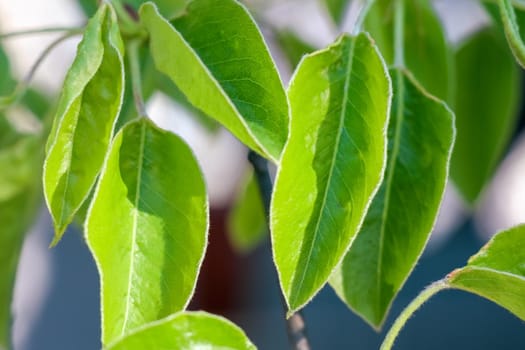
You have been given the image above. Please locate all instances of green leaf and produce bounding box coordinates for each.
[330,68,455,329]
[0,46,16,96]
[0,136,41,201]
[86,118,208,345]
[364,0,452,102]
[43,4,125,245]
[227,168,267,253]
[274,30,316,69]
[106,312,256,350]
[0,135,43,349]
[322,0,351,26]
[271,33,391,313]
[447,224,525,321]
[140,0,289,162]
[451,27,520,203]
[497,0,525,67]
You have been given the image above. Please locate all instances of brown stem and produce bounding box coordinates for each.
[248,150,311,350]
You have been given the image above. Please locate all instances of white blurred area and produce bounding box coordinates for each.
[1,0,525,348]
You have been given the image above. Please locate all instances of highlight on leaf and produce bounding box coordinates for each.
[271,32,391,314]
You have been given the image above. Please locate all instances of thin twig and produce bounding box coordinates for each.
[126,39,148,118]
[0,26,84,40]
[248,150,311,350]
[0,30,82,113]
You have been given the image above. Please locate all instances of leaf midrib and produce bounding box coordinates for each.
[375,69,404,319]
[121,121,147,335]
[290,38,357,306]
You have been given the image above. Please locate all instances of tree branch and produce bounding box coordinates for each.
[248,150,311,350]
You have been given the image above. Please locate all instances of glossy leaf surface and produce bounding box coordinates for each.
[86,118,208,345]
[451,27,520,203]
[44,5,124,244]
[330,69,455,328]
[227,169,267,253]
[364,0,451,102]
[140,0,289,162]
[106,312,255,350]
[447,224,525,320]
[272,33,391,313]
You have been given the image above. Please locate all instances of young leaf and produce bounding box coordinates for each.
[43,4,125,245]
[140,0,289,162]
[85,118,208,345]
[322,0,351,26]
[106,312,256,350]
[450,30,520,203]
[364,0,452,102]
[447,224,525,321]
[330,69,455,329]
[497,0,525,67]
[227,168,267,253]
[271,33,391,313]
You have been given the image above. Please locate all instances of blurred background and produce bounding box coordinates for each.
[1,0,525,348]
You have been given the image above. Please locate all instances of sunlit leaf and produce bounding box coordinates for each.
[43,4,125,244]
[106,312,255,350]
[271,33,391,313]
[364,0,452,102]
[447,224,525,320]
[86,118,208,345]
[330,68,455,329]
[451,27,520,203]
[227,168,267,253]
[140,0,289,162]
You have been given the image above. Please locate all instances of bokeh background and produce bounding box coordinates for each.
[1,0,525,348]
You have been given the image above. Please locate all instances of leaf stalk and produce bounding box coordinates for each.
[247,151,311,350]
[380,279,449,350]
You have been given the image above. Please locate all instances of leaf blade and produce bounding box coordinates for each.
[86,118,208,345]
[271,33,391,313]
[139,0,289,162]
[106,312,256,350]
[447,224,525,320]
[43,5,125,244]
[227,168,267,253]
[451,27,520,203]
[329,69,455,328]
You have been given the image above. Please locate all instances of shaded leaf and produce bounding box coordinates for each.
[322,0,351,26]
[0,135,43,349]
[364,0,452,102]
[275,30,316,69]
[497,0,525,67]
[140,0,289,162]
[451,27,520,203]
[43,4,125,244]
[447,224,525,320]
[86,118,208,345]
[271,33,391,313]
[0,137,41,201]
[106,312,255,350]
[330,69,455,329]
[227,168,267,253]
